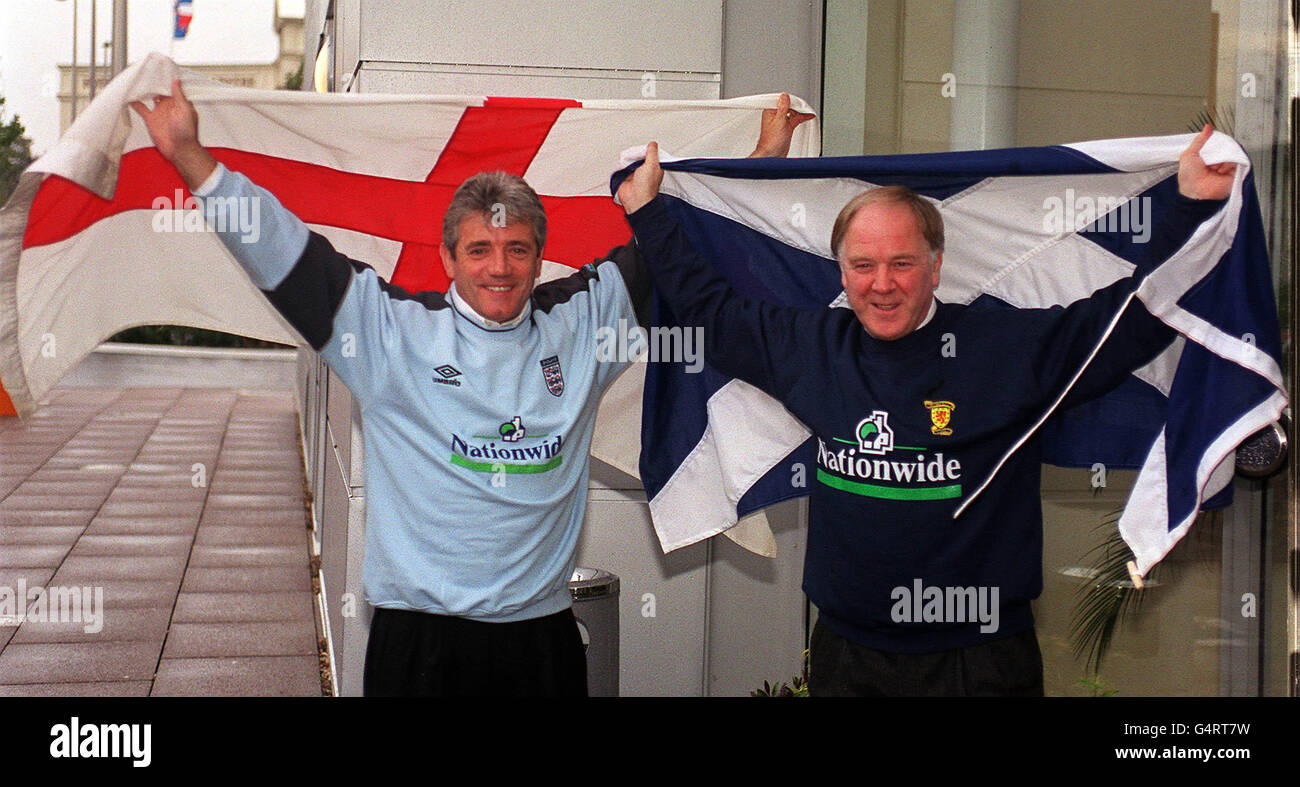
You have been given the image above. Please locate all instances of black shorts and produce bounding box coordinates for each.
[809,620,1044,697]
[363,606,588,697]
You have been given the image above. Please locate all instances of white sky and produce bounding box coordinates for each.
[0,0,304,156]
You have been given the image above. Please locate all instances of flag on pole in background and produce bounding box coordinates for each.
[174,1,194,39]
[0,53,817,499]
[627,139,1287,576]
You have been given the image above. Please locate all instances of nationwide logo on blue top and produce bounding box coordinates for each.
[499,416,525,442]
[449,419,565,476]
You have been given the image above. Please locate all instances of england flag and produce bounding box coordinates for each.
[0,50,817,495]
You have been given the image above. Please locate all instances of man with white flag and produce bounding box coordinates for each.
[617,129,1239,696]
[125,77,810,696]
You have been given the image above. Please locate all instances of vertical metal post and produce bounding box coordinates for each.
[111,0,127,76]
[88,0,96,101]
[70,0,79,122]
[1289,93,1298,698]
[1221,477,1264,695]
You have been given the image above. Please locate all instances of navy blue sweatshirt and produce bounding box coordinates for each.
[626,191,1222,652]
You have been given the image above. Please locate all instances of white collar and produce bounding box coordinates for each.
[916,297,937,330]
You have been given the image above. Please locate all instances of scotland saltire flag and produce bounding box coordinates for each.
[626,134,1287,576]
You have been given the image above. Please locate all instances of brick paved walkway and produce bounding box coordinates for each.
[0,387,323,696]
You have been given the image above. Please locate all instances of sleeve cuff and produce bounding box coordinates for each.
[191,162,227,197]
[625,195,671,233]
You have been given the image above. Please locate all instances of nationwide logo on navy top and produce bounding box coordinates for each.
[855,411,894,455]
[814,410,963,501]
[540,355,564,397]
[432,364,463,387]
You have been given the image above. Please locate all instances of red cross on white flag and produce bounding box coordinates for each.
[0,53,818,487]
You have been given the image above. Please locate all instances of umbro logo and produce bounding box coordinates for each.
[432,364,463,387]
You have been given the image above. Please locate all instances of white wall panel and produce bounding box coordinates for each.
[354,62,719,100]
[357,0,722,72]
[576,488,709,696]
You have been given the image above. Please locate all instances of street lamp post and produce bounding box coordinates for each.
[59,0,131,123]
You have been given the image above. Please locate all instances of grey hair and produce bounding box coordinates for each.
[441,171,547,254]
[831,185,944,262]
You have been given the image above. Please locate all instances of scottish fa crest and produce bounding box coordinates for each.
[855,411,894,455]
[540,355,564,397]
[924,400,955,436]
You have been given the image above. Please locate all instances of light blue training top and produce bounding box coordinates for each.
[195,163,641,621]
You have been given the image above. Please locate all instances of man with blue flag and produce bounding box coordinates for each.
[618,128,1235,696]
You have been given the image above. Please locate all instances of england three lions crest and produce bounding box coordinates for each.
[540,355,564,397]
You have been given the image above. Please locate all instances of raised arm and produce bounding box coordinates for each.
[1033,125,1234,408]
[131,79,398,402]
[130,80,217,191]
[132,79,316,302]
[604,93,815,327]
[748,92,816,159]
[1178,124,1236,201]
[618,142,831,401]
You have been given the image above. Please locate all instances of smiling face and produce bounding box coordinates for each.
[439,213,543,323]
[838,200,942,341]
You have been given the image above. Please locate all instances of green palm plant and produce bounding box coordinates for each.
[1190,105,1235,137]
[1067,509,1162,673]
